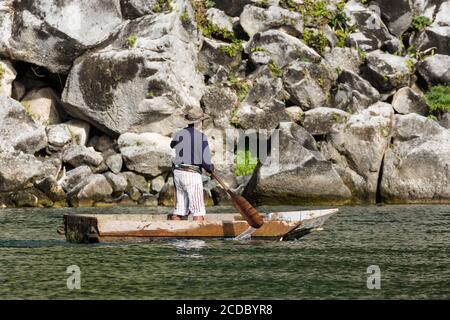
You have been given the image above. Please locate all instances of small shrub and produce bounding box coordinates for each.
[203,21,235,41]
[268,61,283,77]
[219,40,243,57]
[424,85,450,112]
[227,74,251,102]
[302,29,327,55]
[126,35,137,48]
[234,149,258,177]
[411,16,432,31]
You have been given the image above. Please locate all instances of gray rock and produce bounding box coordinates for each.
[393,113,444,141]
[302,108,350,136]
[0,96,47,154]
[283,59,338,110]
[214,0,253,17]
[201,86,238,129]
[344,0,395,51]
[119,171,150,193]
[362,50,411,92]
[60,166,93,193]
[245,30,321,69]
[381,129,450,203]
[62,0,204,136]
[62,145,104,168]
[95,135,116,153]
[198,38,242,77]
[440,111,450,129]
[324,47,363,75]
[151,175,166,194]
[234,68,289,129]
[71,174,113,201]
[240,5,303,38]
[326,102,395,202]
[105,154,123,174]
[0,152,61,192]
[333,69,381,112]
[432,1,450,27]
[392,87,428,116]
[417,54,450,86]
[206,8,234,34]
[46,124,72,152]
[120,0,161,19]
[12,81,26,101]
[0,0,123,73]
[118,132,173,176]
[243,122,352,205]
[371,0,413,36]
[285,106,304,124]
[103,172,128,193]
[35,176,66,202]
[413,26,450,55]
[21,88,61,126]
[0,60,16,97]
[65,120,91,146]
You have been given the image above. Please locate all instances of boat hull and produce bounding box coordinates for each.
[63,209,338,243]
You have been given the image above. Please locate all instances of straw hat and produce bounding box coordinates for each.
[184,107,209,124]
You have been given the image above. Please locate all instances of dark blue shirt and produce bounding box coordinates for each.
[170,126,214,173]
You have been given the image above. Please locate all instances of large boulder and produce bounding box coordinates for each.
[120,0,162,19]
[20,88,62,126]
[333,69,380,113]
[0,96,47,154]
[46,124,72,153]
[432,1,450,27]
[198,38,242,77]
[302,108,350,136]
[118,132,173,176]
[0,152,61,192]
[234,67,289,129]
[413,26,450,55]
[283,59,338,110]
[243,122,352,205]
[206,8,235,34]
[60,165,93,193]
[103,172,128,193]
[417,54,450,86]
[0,60,16,97]
[62,145,104,168]
[245,30,321,69]
[0,0,124,73]
[324,102,395,202]
[381,114,450,203]
[324,47,363,75]
[344,0,396,51]
[362,50,411,93]
[201,86,238,129]
[240,5,303,38]
[213,0,252,17]
[62,0,205,136]
[371,0,413,37]
[391,87,428,115]
[65,120,91,146]
[68,174,113,202]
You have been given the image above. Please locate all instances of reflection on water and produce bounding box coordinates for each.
[0,205,449,299]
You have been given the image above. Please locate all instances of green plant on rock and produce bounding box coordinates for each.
[406,58,415,74]
[203,21,236,41]
[427,114,438,121]
[147,91,155,99]
[180,10,190,23]
[230,106,240,128]
[204,0,215,8]
[268,61,283,78]
[153,0,173,13]
[126,35,137,48]
[234,149,258,177]
[424,85,450,112]
[0,64,5,82]
[249,47,266,53]
[219,40,243,57]
[227,74,251,102]
[411,16,432,31]
[301,29,327,55]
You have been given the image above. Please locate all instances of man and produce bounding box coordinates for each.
[169,108,215,221]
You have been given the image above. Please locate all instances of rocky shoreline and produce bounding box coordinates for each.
[1,0,449,208]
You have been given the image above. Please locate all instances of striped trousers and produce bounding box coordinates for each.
[173,169,206,217]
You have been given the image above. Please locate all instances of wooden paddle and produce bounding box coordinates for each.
[210,171,264,229]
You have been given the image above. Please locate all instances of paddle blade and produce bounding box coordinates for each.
[229,192,264,229]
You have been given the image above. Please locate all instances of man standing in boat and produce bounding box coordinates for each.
[169,107,215,221]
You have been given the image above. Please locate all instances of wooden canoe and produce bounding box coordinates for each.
[63,209,338,243]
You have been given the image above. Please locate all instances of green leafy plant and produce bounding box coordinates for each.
[147,91,155,98]
[406,58,415,74]
[234,149,258,177]
[268,61,283,77]
[180,10,190,23]
[302,29,328,54]
[126,35,137,48]
[227,74,251,102]
[202,21,235,41]
[249,47,266,53]
[219,40,243,57]
[411,16,432,31]
[424,85,450,112]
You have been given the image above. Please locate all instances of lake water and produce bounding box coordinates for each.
[0,205,449,299]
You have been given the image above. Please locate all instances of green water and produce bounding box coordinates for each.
[0,205,449,299]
